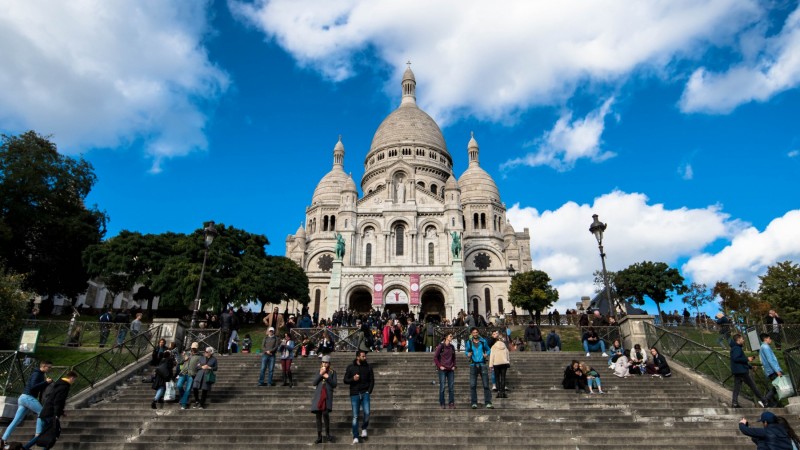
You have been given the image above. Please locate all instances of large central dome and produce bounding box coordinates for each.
[370,104,448,154]
[368,66,449,156]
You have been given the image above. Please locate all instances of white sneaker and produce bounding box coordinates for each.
[608,364,614,369]
[586,352,591,357]
[352,438,359,444]
[601,352,609,357]
[361,430,367,439]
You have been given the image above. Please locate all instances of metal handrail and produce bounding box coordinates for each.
[782,345,800,398]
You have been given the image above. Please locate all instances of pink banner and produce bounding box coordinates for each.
[373,274,384,305]
[410,273,420,305]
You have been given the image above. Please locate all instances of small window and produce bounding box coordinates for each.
[473,213,479,229]
[395,225,405,256]
[480,213,486,229]
[428,242,435,265]
[365,243,372,267]
[431,184,438,195]
[323,216,329,232]
[484,288,491,314]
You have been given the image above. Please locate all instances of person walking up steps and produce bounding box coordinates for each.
[1,361,53,448]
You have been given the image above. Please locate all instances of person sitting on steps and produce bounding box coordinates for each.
[582,327,608,358]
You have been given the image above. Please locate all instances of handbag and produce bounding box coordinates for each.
[164,381,176,401]
[206,370,217,384]
[772,375,795,400]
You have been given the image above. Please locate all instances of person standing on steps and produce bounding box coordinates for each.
[465,327,493,409]
[98,308,113,348]
[433,333,457,409]
[524,321,542,352]
[344,351,374,444]
[177,342,202,410]
[729,334,767,408]
[259,327,279,387]
[191,347,218,409]
[1,361,53,448]
[279,332,296,387]
[311,355,337,444]
[489,335,510,399]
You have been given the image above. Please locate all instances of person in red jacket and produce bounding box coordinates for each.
[434,333,457,409]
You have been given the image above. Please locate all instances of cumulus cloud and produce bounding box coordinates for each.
[501,98,616,171]
[789,150,799,158]
[0,1,229,172]
[229,0,760,122]
[680,4,800,113]
[683,210,800,288]
[507,190,741,312]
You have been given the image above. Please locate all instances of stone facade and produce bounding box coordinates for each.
[286,67,532,321]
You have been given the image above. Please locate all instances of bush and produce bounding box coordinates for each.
[0,266,31,349]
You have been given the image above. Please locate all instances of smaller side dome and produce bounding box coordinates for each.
[444,174,459,190]
[295,224,306,238]
[503,221,515,236]
[344,173,357,192]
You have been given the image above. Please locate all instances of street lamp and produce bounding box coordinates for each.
[589,214,616,322]
[191,221,218,328]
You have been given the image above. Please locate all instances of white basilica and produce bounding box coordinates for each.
[285,67,532,321]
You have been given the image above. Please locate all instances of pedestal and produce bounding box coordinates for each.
[326,260,343,320]
[451,257,467,315]
[618,314,655,350]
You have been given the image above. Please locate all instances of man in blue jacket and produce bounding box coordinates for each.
[465,327,492,409]
[1,361,53,447]
[730,334,767,408]
[760,333,784,407]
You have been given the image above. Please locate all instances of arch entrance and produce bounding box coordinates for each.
[421,288,446,323]
[348,288,372,314]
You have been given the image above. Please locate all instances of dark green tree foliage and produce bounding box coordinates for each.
[508,270,559,317]
[682,282,714,319]
[614,261,686,319]
[0,265,30,348]
[0,131,106,298]
[259,256,310,311]
[712,281,766,325]
[759,260,800,322]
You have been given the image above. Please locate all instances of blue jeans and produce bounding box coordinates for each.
[2,394,43,440]
[407,338,415,352]
[153,386,165,401]
[438,370,455,405]
[259,353,275,384]
[176,374,194,406]
[469,364,492,405]
[583,340,606,354]
[350,392,370,438]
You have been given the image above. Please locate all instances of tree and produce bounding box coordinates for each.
[593,269,617,294]
[0,265,30,349]
[614,261,686,319]
[759,260,800,322]
[0,131,107,299]
[713,281,768,325]
[508,270,559,317]
[258,256,310,311]
[682,282,713,322]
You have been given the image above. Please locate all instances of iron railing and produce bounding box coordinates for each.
[644,322,777,404]
[580,326,621,348]
[783,345,800,399]
[290,327,360,352]
[0,325,163,400]
[22,319,131,348]
[433,327,504,352]
[183,328,224,354]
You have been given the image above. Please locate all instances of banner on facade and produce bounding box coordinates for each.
[373,274,384,306]
[410,273,420,305]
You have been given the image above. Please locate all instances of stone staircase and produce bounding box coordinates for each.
[1,351,783,448]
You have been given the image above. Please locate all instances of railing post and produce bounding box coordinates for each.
[618,314,655,350]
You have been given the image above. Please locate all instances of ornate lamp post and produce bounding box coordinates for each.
[589,214,616,322]
[190,221,218,328]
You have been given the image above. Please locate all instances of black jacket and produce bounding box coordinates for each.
[652,353,671,376]
[730,342,751,375]
[524,325,542,342]
[23,368,50,398]
[739,422,794,450]
[40,378,72,419]
[344,360,374,396]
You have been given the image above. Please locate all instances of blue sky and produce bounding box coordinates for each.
[2,0,799,315]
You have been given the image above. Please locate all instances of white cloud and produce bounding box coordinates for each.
[680,4,800,113]
[229,0,760,122]
[678,163,694,180]
[789,150,799,158]
[501,98,616,171]
[0,1,229,172]
[506,190,741,312]
[683,210,800,288]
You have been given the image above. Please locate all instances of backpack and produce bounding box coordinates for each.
[466,338,488,363]
[547,334,558,348]
[362,330,374,349]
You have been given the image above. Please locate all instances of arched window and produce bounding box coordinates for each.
[484,288,491,314]
[395,225,405,256]
[493,215,497,231]
[365,243,372,267]
[314,289,321,314]
[344,219,348,228]
[462,216,466,230]
[417,181,425,189]
[480,213,486,229]
[452,217,455,227]
[428,242,435,265]
[431,184,437,195]
[330,216,336,231]
[323,216,329,232]
[497,297,504,313]
[473,213,479,229]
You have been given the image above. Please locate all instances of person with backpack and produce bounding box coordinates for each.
[545,329,561,352]
[433,333,457,409]
[98,308,113,348]
[465,327,492,409]
[22,371,77,450]
[151,350,175,409]
[524,321,543,352]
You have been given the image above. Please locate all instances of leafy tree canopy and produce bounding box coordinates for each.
[0,264,31,349]
[614,261,686,318]
[0,131,107,298]
[712,281,768,325]
[508,269,559,316]
[758,260,800,322]
[682,282,714,318]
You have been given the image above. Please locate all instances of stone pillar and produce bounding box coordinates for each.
[152,318,184,348]
[618,314,655,350]
[451,257,467,314]
[326,260,343,320]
